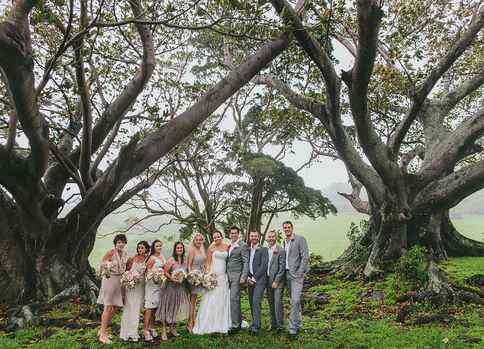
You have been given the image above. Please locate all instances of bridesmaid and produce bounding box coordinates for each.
[187,233,206,333]
[143,239,165,341]
[97,234,128,344]
[156,241,189,341]
[120,240,150,342]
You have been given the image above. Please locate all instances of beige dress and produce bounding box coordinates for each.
[189,254,206,295]
[145,255,164,309]
[120,259,147,341]
[97,249,128,307]
[156,260,189,324]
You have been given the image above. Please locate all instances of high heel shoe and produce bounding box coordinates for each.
[143,330,153,342]
[186,323,193,333]
[99,334,112,344]
[97,330,112,339]
[161,328,168,341]
[149,328,158,338]
[170,327,180,337]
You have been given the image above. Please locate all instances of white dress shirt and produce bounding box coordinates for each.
[284,239,292,270]
[267,244,276,276]
[249,244,258,275]
[229,240,240,256]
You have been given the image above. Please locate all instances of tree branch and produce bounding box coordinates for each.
[414,158,484,211]
[0,10,49,180]
[75,0,94,189]
[418,107,484,184]
[44,0,155,193]
[390,7,484,153]
[64,30,292,237]
[437,69,484,115]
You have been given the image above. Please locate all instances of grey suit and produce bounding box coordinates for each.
[247,245,268,331]
[226,240,249,329]
[283,234,309,335]
[266,244,285,330]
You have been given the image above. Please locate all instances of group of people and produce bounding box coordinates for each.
[96,220,309,344]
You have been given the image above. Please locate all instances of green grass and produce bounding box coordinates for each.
[2,257,483,349]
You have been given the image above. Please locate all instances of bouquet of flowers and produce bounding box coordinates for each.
[120,270,142,289]
[202,272,218,290]
[186,270,204,287]
[97,261,113,279]
[146,268,166,285]
[171,269,187,284]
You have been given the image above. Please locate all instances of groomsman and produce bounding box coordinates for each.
[226,226,249,334]
[266,230,286,333]
[247,230,269,335]
[283,221,309,340]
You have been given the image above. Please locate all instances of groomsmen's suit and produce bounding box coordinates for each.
[226,240,249,330]
[266,244,286,331]
[247,244,269,332]
[284,234,309,335]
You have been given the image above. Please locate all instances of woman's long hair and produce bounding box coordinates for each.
[171,241,186,265]
[191,233,206,257]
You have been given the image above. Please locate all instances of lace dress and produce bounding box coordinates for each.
[193,250,231,334]
[120,259,146,341]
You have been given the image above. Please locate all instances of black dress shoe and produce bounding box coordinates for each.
[288,333,298,340]
[249,328,259,336]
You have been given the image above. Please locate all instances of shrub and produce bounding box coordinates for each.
[395,246,428,288]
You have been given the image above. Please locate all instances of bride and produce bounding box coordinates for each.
[193,230,231,334]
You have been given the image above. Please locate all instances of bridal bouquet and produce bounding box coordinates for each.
[187,270,204,287]
[202,272,218,290]
[146,268,166,285]
[120,270,142,289]
[97,261,113,279]
[171,269,187,284]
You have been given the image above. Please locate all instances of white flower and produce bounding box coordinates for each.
[202,272,218,290]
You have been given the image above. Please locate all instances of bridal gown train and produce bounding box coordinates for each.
[193,250,231,334]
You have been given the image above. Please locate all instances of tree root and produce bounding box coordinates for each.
[7,305,41,331]
[6,274,99,330]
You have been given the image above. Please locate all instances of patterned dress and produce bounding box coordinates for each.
[156,260,189,324]
[145,255,164,309]
[97,249,128,307]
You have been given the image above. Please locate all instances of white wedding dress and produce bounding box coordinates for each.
[193,250,231,334]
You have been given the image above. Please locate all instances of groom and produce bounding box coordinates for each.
[226,226,249,334]
[247,230,269,335]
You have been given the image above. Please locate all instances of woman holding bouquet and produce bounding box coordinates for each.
[186,233,206,332]
[97,234,128,344]
[120,240,150,342]
[193,230,231,334]
[143,240,165,341]
[156,241,189,341]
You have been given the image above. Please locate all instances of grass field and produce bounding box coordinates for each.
[1,257,483,348]
[90,212,484,266]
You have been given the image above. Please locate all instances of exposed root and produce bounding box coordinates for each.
[7,305,40,330]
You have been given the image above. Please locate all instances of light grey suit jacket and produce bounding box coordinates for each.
[283,234,310,279]
[267,245,286,288]
[226,240,249,282]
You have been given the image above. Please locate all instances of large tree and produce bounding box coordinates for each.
[249,0,484,282]
[0,0,296,307]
